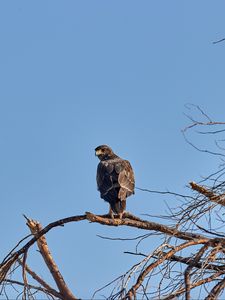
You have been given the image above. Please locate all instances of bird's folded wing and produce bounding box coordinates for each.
[118,160,135,196]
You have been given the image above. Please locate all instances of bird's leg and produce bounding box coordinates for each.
[119,200,126,219]
[119,212,124,220]
[108,206,114,220]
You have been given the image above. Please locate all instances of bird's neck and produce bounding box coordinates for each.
[101,154,119,161]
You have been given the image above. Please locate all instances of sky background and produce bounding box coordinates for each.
[1,1,225,299]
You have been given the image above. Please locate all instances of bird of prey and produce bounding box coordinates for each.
[95,145,135,219]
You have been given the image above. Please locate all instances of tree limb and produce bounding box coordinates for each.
[190,181,225,206]
[17,258,61,299]
[86,212,207,241]
[124,239,209,299]
[26,218,77,300]
[205,276,225,300]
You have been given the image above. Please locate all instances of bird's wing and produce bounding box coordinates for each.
[117,160,135,199]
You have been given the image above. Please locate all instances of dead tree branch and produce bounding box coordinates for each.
[86,212,207,241]
[17,258,61,299]
[1,210,225,299]
[124,239,209,300]
[26,217,77,300]
[205,276,225,300]
[190,181,225,206]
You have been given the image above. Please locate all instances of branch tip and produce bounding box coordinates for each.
[22,214,30,222]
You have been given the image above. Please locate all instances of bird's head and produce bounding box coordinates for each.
[95,145,116,161]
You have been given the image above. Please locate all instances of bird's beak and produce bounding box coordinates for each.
[95,149,102,156]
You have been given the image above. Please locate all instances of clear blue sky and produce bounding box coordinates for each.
[1,1,225,298]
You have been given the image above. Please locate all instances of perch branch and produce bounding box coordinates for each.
[86,212,207,241]
[0,211,210,287]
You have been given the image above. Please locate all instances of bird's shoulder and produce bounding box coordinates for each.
[97,157,126,173]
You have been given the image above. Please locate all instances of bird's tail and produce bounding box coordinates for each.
[110,200,126,214]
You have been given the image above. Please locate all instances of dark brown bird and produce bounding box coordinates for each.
[95,145,135,219]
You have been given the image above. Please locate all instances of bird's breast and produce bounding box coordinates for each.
[102,161,114,174]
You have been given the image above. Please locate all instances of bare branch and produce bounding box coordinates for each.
[190,181,225,206]
[184,243,210,300]
[124,239,209,299]
[163,271,225,300]
[86,212,207,241]
[4,279,58,298]
[205,276,225,300]
[26,217,77,300]
[213,38,225,44]
[0,214,86,284]
[17,259,61,299]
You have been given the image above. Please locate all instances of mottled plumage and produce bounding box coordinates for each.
[95,145,135,218]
